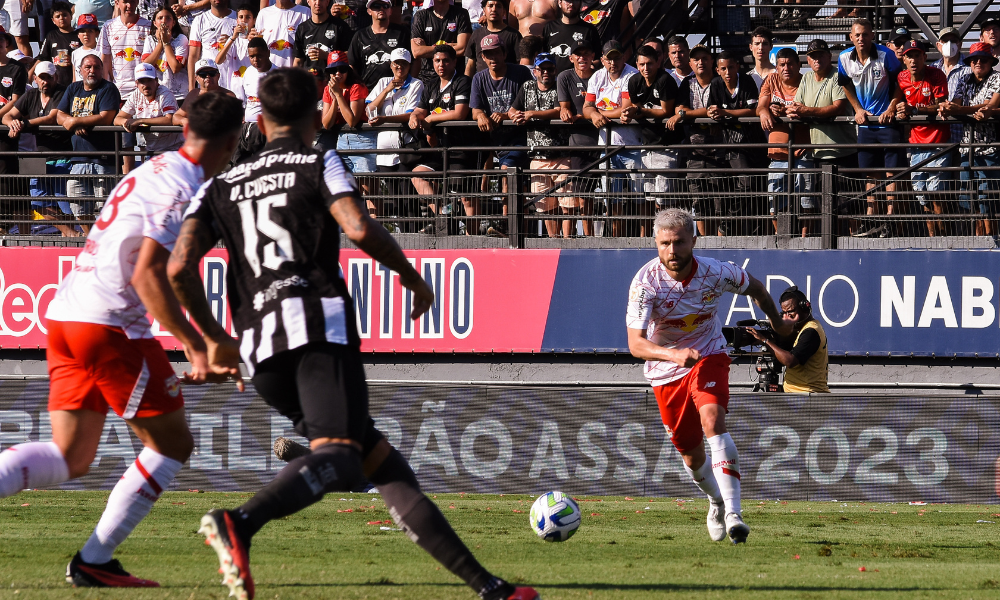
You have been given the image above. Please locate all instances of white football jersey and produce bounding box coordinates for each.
[46,150,205,339]
[626,255,750,386]
[255,4,309,68]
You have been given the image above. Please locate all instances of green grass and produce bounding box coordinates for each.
[2,491,999,599]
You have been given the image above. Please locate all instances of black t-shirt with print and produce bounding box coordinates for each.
[295,17,353,81]
[410,6,472,84]
[542,19,600,75]
[37,29,81,87]
[466,26,520,74]
[708,72,765,149]
[627,72,679,144]
[418,72,475,147]
[12,86,71,150]
[348,24,411,90]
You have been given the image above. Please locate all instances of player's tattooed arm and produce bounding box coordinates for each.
[744,274,793,337]
[330,193,434,320]
[168,218,245,390]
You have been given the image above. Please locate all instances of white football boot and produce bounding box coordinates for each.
[726,512,750,544]
[707,500,727,541]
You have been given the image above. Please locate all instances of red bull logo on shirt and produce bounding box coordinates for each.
[115,48,141,61]
[659,312,713,333]
[582,9,608,23]
[234,65,248,78]
[269,39,290,51]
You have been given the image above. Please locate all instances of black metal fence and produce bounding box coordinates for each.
[4,116,998,249]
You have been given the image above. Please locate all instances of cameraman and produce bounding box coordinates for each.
[749,286,830,393]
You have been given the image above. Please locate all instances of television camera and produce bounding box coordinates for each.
[722,319,783,393]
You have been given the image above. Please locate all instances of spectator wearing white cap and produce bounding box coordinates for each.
[4,61,78,235]
[114,62,182,152]
[142,5,189,98]
[365,47,423,219]
[172,58,235,125]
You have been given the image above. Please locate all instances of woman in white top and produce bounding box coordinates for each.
[142,6,189,98]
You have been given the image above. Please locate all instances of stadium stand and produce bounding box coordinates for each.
[2,0,1000,248]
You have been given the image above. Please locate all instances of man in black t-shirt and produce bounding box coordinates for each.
[33,2,81,87]
[169,67,540,600]
[555,41,596,235]
[410,0,472,84]
[465,0,520,76]
[348,0,412,90]
[408,44,476,232]
[707,50,765,235]
[622,45,679,210]
[294,0,353,83]
[543,0,600,75]
[3,62,74,235]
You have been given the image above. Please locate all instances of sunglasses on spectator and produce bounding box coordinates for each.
[536,64,555,72]
[197,70,219,77]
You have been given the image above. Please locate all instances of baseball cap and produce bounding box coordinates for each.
[981,16,1000,30]
[602,40,622,57]
[134,62,158,80]
[968,41,999,64]
[533,52,555,68]
[34,61,57,77]
[480,33,502,51]
[366,0,390,7]
[689,43,711,58]
[938,26,961,40]
[805,38,830,55]
[389,47,412,63]
[6,48,26,61]
[325,50,348,70]
[0,26,14,48]
[195,58,220,74]
[891,27,910,43]
[901,39,925,54]
[75,13,100,31]
[569,41,594,55]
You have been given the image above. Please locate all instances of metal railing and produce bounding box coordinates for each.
[3,115,999,249]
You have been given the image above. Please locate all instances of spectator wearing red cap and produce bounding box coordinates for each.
[72,14,102,81]
[320,49,374,173]
[893,40,950,236]
[940,41,1000,235]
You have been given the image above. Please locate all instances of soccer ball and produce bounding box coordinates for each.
[529,491,581,542]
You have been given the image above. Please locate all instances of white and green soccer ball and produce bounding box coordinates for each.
[529,491,581,542]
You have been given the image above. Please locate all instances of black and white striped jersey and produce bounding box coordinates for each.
[184,136,360,376]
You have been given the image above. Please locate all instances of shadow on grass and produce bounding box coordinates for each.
[265,582,944,593]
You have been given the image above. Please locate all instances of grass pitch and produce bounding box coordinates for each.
[1,491,999,599]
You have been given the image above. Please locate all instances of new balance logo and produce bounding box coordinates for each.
[704,381,716,388]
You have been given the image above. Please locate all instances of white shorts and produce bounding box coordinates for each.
[5,0,31,36]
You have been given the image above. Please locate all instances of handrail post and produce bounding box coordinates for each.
[507,166,523,248]
[438,144,448,237]
[821,163,836,249]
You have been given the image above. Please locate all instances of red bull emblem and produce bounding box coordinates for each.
[116,47,140,61]
[287,25,295,32]
[269,39,290,51]
[209,41,221,49]
[702,290,720,303]
[447,22,456,32]
[582,9,608,23]
[235,65,248,78]
[660,312,712,332]
[596,97,618,110]
[165,375,181,397]
[0,77,11,88]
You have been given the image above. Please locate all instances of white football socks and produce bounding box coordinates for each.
[0,441,69,498]
[80,447,182,565]
[683,458,722,504]
[708,433,741,516]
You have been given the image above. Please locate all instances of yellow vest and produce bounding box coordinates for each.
[782,319,830,393]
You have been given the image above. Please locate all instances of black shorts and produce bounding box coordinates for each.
[252,342,384,456]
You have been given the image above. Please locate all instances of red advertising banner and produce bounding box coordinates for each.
[0,247,560,352]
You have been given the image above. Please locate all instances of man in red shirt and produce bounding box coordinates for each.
[895,40,950,236]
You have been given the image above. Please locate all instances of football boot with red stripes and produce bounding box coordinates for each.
[199,509,255,600]
[65,552,160,587]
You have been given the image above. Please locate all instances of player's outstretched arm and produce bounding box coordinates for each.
[134,236,211,376]
[743,275,793,337]
[627,327,701,367]
[330,193,434,320]
[167,218,246,391]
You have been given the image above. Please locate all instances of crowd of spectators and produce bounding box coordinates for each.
[2,0,1000,238]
